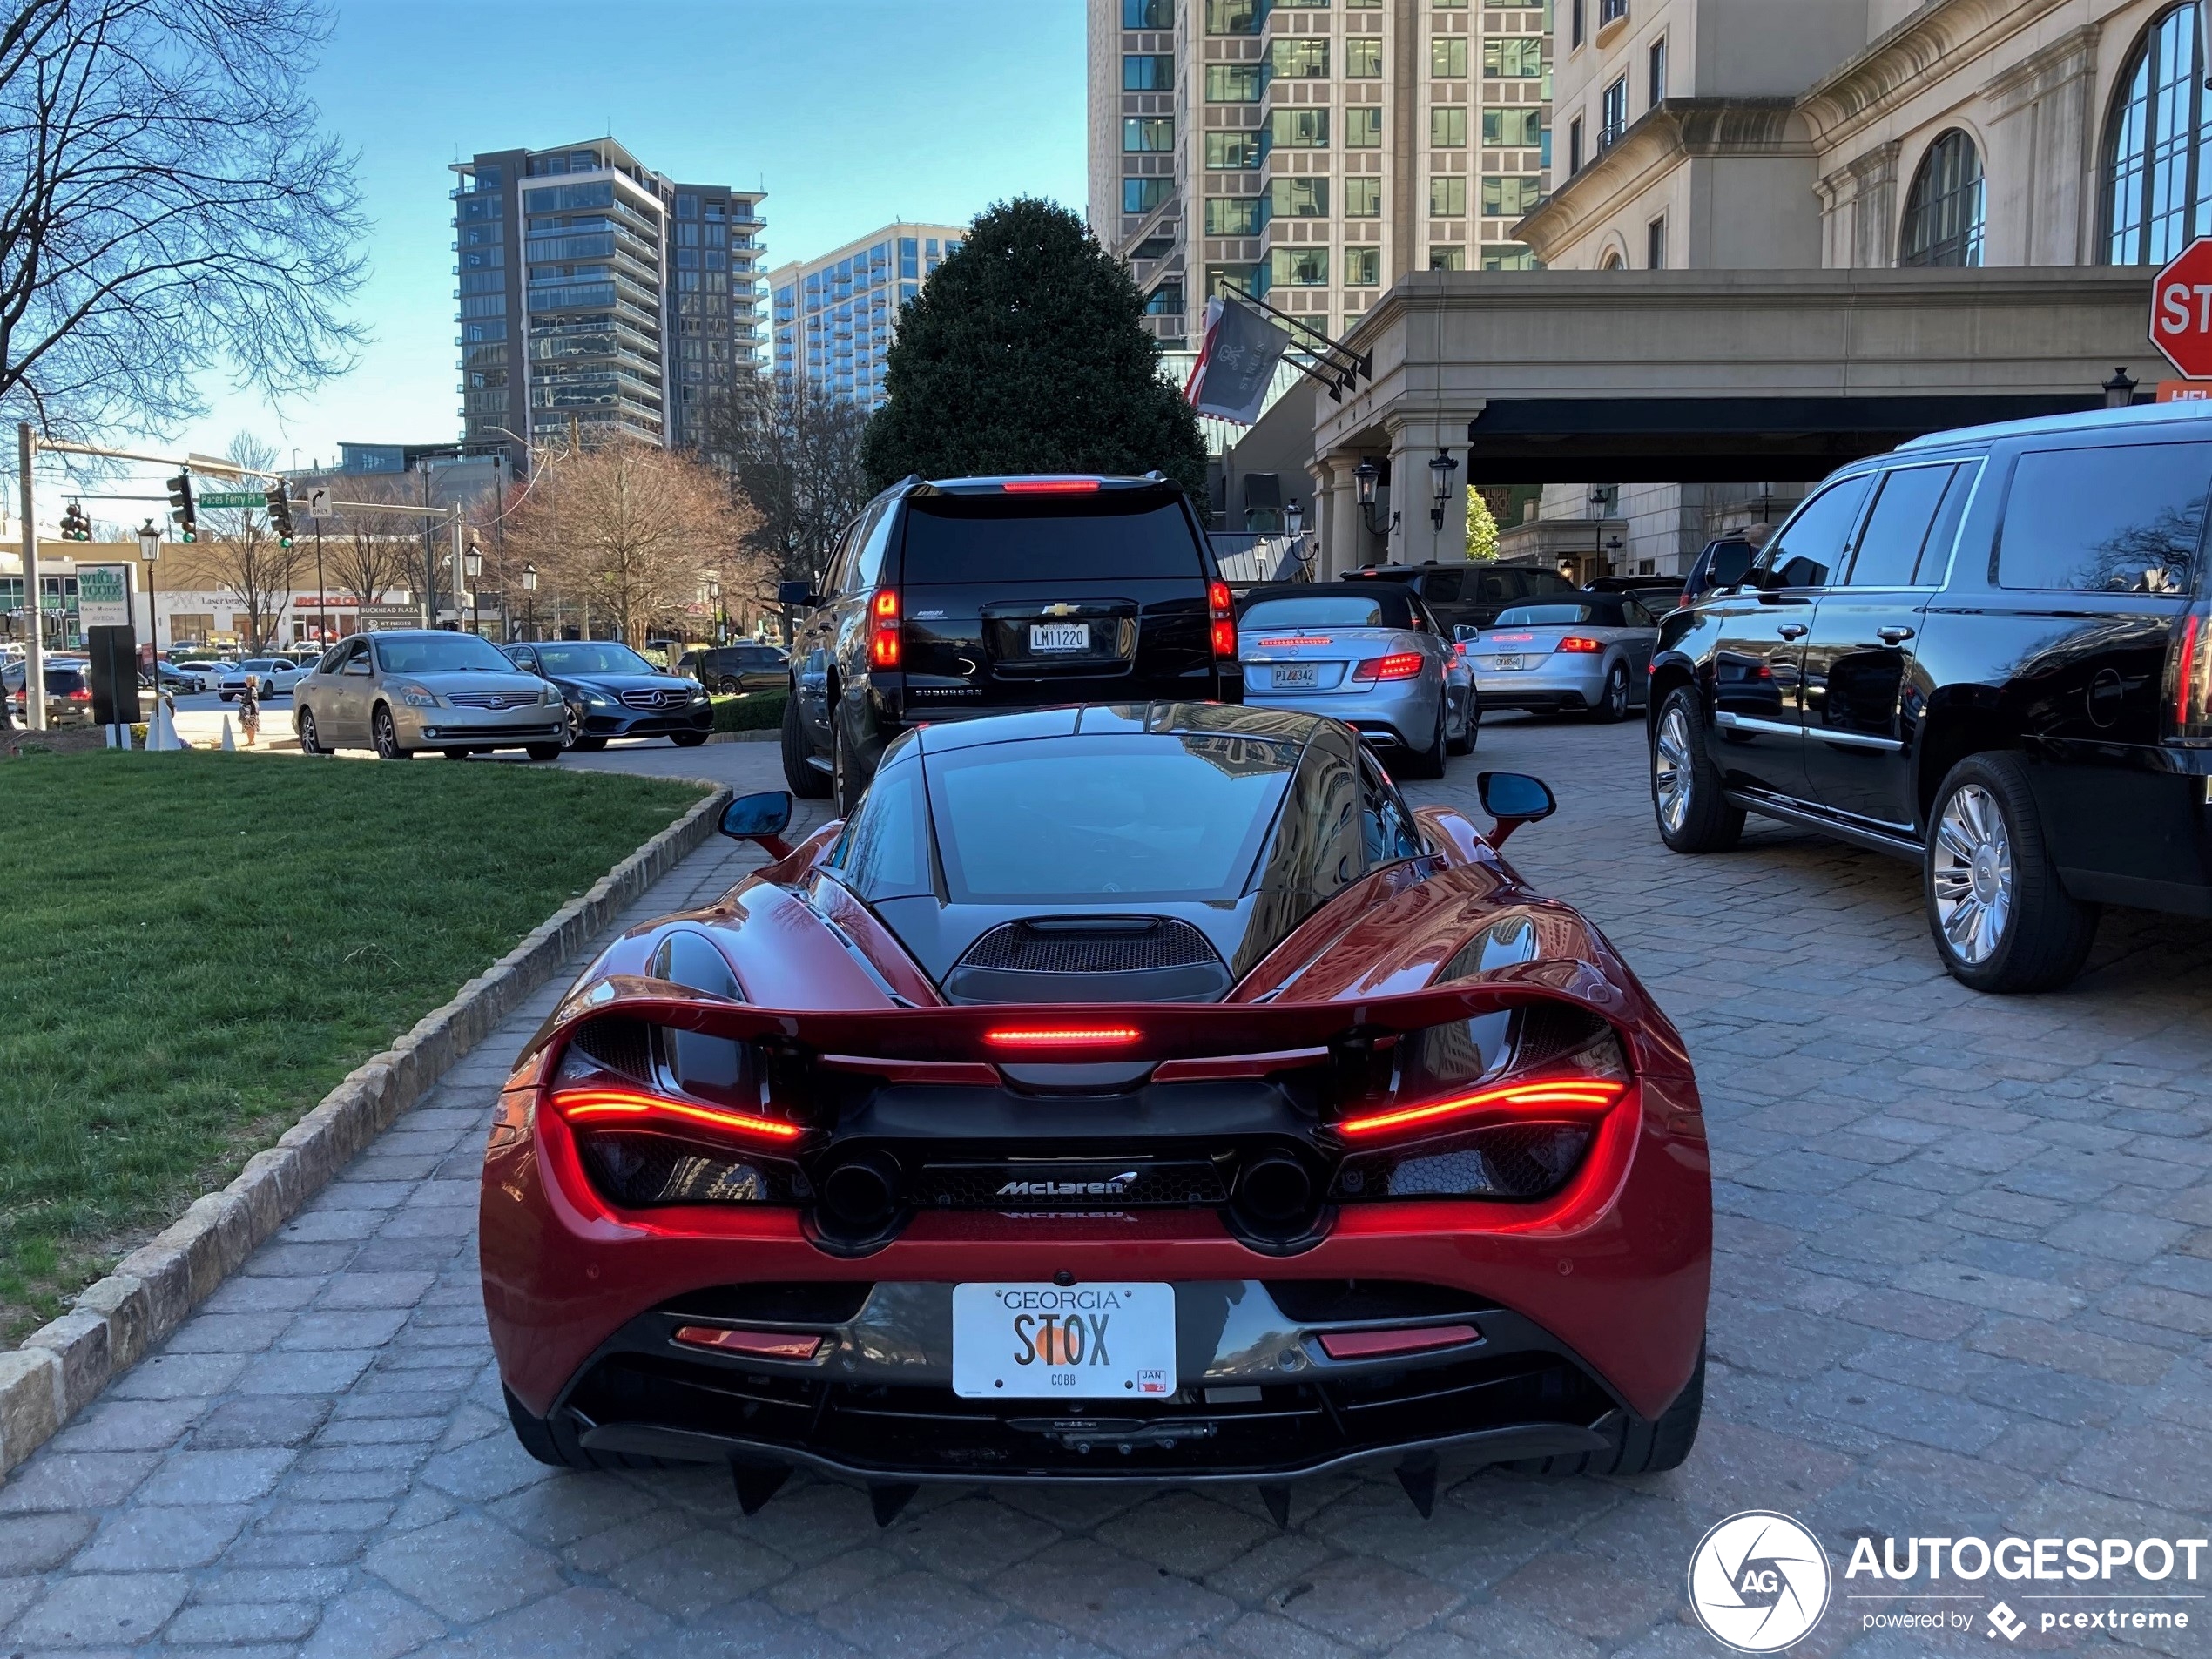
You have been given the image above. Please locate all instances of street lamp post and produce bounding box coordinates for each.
[1285,498,1309,580]
[706,577,724,645]
[463,535,483,637]
[522,562,537,641]
[1427,448,1460,536]
[1352,456,1398,547]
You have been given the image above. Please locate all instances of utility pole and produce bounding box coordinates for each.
[420,466,435,626]
[17,423,44,730]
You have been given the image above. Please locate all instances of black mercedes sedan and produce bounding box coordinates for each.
[502,640,713,752]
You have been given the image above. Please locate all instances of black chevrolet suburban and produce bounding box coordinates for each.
[779,475,1240,811]
[1649,402,2212,993]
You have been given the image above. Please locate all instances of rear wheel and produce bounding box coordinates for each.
[1925,752,2099,993]
[783,688,831,799]
[1507,1343,1703,1477]
[1590,662,1632,724]
[1651,687,1743,853]
[716,677,742,695]
[1398,696,1448,780]
[1446,689,1475,756]
[832,708,867,813]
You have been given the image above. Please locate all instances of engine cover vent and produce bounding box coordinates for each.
[946,918,1231,1004]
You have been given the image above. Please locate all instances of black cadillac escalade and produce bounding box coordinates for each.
[779,475,1240,812]
[1648,401,2212,993]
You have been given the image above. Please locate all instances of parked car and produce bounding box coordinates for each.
[1649,400,2212,994]
[481,705,1710,1498]
[293,631,566,760]
[3,663,95,726]
[679,641,789,696]
[503,639,713,751]
[779,473,1241,812]
[1347,562,1581,635]
[1460,594,1662,722]
[172,658,225,689]
[140,660,203,691]
[216,658,305,700]
[1238,582,1472,775]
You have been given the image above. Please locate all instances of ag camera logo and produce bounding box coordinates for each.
[1688,1511,1831,1652]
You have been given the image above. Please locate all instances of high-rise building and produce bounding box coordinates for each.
[1086,0,1552,351]
[769,223,968,410]
[450,138,766,464]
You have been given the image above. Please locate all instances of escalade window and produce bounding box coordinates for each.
[900,490,1205,583]
[1759,474,1873,590]
[1996,442,2210,592]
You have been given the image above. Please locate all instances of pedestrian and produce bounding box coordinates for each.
[238,672,260,748]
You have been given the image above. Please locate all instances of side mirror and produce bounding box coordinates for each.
[777,579,819,609]
[1476,771,1556,849]
[719,790,794,858]
[1453,624,1483,644]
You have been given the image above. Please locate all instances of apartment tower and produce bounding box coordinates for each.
[769,223,968,410]
[451,139,766,464]
[1087,0,1553,351]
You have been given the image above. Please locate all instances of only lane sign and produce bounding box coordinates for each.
[2152,238,2212,379]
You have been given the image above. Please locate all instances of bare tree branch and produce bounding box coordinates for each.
[0,0,366,440]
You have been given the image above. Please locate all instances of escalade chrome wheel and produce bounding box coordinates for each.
[1930,784,2013,965]
[1653,705,1693,835]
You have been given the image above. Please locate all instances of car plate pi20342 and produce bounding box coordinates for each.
[1269,664,1319,689]
[951,1282,1175,1399]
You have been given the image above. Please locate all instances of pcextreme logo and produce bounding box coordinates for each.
[1688,1512,1832,1652]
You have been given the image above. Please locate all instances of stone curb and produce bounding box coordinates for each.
[0,778,733,1478]
[705,728,777,745]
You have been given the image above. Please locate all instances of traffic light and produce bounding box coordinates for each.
[58,501,91,541]
[265,482,295,548]
[166,472,196,542]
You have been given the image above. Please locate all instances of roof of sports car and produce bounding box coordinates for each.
[907,701,1344,756]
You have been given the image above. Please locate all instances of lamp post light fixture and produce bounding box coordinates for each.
[1284,498,1312,580]
[138,520,161,664]
[521,561,538,642]
[1352,455,1398,542]
[462,535,484,637]
[706,576,724,645]
[1427,448,1460,534]
[2104,366,2138,409]
[1603,534,1624,577]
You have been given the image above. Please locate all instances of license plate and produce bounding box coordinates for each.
[1029,623,1089,653]
[1269,664,1318,689]
[951,1282,1175,1399]
[1491,653,1525,671]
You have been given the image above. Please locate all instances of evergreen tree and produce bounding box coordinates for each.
[862,199,1209,498]
[1466,487,1501,561]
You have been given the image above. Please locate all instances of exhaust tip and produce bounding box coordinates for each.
[1237,1153,1314,1225]
[820,1153,900,1229]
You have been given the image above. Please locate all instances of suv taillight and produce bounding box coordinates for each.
[1209,581,1235,659]
[869,589,901,670]
[2169,598,2212,745]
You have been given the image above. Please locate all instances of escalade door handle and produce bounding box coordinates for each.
[1878,625,1916,644]
[1776,622,1809,640]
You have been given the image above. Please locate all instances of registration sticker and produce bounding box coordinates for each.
[951,1282,1176,1399]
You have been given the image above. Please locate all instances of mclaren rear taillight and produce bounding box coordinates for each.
[1328,1004,1631,1203]
[550,1084,804,1144]
[2168,599,2212,745]
[1351,652,1426,684]
[869,588,901,670]
[1210,580,1236,660]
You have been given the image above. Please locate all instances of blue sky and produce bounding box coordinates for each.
[176,0,1088,469]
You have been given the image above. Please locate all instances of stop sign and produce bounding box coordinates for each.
[2152,238,2212,378]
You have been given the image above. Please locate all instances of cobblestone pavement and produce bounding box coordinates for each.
[4,720,2209,1657]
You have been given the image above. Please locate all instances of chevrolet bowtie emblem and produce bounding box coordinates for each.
[1043,603,1079,617]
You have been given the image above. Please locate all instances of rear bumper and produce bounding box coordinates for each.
[1243,678,1440,749]
[481,1073,1711,1476]
[1474,661,1605,713]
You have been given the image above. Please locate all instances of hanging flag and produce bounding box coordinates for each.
[1187,294,1290,425]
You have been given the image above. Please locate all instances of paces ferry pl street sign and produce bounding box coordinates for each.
[2151,237,2212,379]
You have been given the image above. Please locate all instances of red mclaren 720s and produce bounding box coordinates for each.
[481,702,1710,1524]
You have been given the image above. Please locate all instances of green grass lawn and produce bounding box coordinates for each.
[0,752,704,1341]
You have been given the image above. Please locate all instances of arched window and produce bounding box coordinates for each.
[2106,3,2209,265]
[1898,131,1986,266]
[1598,246,1625,270]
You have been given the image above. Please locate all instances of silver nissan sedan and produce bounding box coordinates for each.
[293,631,567,760]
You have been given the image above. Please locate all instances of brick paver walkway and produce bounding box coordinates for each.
[3,725,2208,1656]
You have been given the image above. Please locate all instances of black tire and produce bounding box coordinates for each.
[1447,690,1475,756]
[1589,661,1632,724]
[1650,686,1743,854]
[1396,696,1448,780]
[296,707,326,756]
[371,704,408,761]
[831,706,866,814]
[716,677,742,696]
[1923,751,2100,994]
[1507,1343,1704,1477]
[504,1386,673,1473]
[782,687,831,799]
[671,732,709,749]
[524,744,563,762]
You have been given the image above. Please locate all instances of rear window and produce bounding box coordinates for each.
[899,491,1204,584]
[1997,442,2210,592]
[1243,596,1386,630]
[1494,601,1625,627]
[926,734,1295,903]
